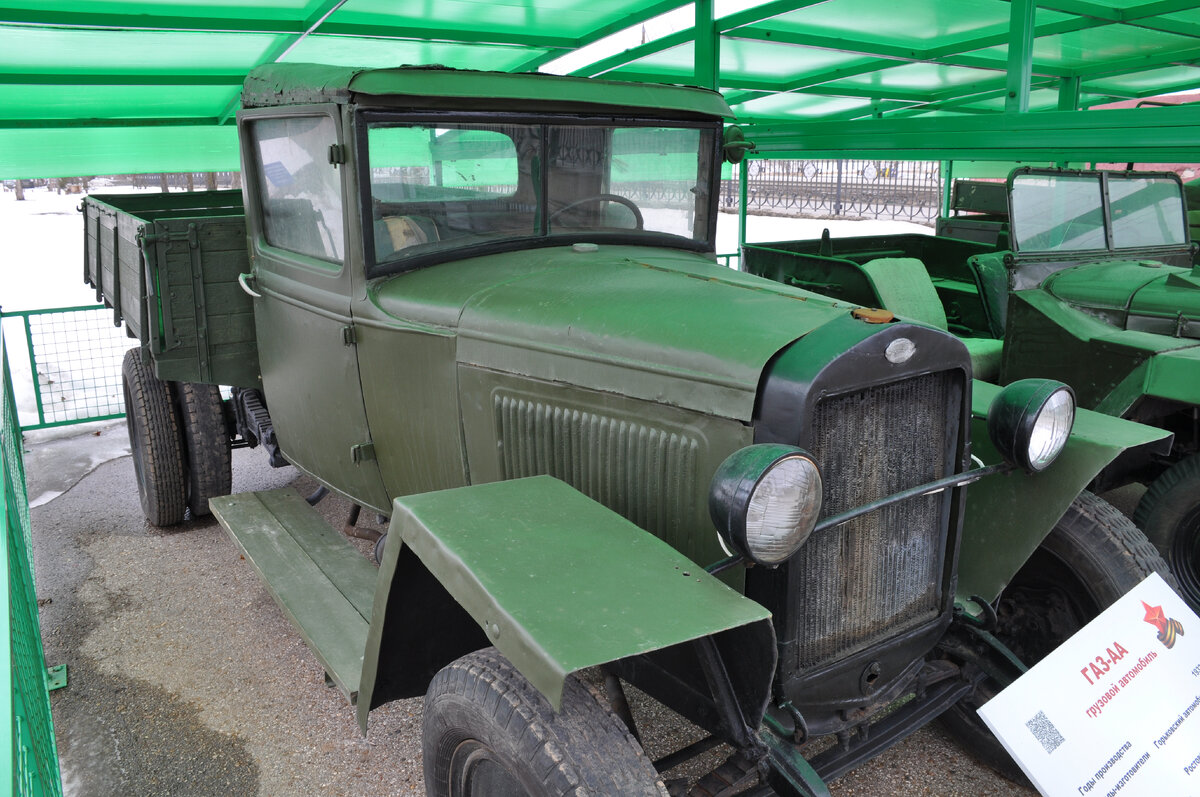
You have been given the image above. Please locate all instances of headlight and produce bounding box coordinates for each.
[709,444,823,566]
[986,379,1075,473]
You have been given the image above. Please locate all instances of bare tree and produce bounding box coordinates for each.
[14,178,24,200]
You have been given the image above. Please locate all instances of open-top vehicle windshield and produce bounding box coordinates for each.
[361,115,718,275]
[1010,171,1188,254]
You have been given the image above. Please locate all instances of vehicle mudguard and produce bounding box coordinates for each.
[356,475,775,734]
[957,380,1173,605]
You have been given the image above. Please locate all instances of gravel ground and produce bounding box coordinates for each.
[29,430,1036,797]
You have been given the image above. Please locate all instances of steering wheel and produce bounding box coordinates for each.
[548,193,644,230]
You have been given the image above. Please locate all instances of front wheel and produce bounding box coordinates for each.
[423,647,667,797]
[941,491,1174,780]
[1134,454,1200,611]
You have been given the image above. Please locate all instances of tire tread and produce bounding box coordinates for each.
[121,349,186,526]
[423,648,666,797]
[176,382,231,517]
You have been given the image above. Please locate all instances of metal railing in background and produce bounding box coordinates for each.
[721,159,942,224]
[3,323,66,797]
[2,306,138,431]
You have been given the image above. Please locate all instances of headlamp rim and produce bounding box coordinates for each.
[708,444,823,566]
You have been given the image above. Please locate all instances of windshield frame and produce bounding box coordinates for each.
[1008,168,1189,257]
[355,109,723,279]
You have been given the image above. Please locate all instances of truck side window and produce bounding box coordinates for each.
[249,115,345,262]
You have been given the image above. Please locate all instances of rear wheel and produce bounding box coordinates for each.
[122,349,186,526]
[1134,454,1200,611]
[176,382,231,517]
[942,491,1173,780]
[423,647,667,797]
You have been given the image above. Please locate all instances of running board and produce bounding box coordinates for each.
[210,488,377,703]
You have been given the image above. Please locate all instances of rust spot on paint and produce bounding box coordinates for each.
[851,307,895,324]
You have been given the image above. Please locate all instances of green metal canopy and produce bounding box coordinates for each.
[4,1,1200,177]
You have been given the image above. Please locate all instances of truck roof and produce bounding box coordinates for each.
[241,62,732,119]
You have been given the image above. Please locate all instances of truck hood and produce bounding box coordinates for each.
[371,245,855,420]
[1044,260,1200,339]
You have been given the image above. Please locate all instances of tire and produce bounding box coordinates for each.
[941,491,1174,781]
[423,648,667,797]
[122,349,186,526]
[176,382,232,517]
[1133,454,1200,611]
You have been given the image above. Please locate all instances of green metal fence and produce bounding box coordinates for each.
[2,305,137,431]
[3,322,65,797]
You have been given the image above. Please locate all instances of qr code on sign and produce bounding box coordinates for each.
[1026,710,1065,754]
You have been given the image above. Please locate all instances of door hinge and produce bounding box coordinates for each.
[351,442,376,463]
[328,144,346,165]
[341,324,357,346]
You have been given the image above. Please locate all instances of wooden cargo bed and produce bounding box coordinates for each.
[83,190,259,388]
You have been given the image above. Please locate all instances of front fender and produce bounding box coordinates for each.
[357,475,774,733]
[956,380,1172,605]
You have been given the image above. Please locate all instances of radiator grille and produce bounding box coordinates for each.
[789,371,956,669]
[495,395,699,539]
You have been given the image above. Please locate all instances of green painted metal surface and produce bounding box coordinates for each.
[3,326,65,797]
[209,489,378,702]
[370,476,772,710]
[442,246,852,422]
[957,380,1172,603]
[6,2,1200,176]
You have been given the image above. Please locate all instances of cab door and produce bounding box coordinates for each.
[239,106,389,512]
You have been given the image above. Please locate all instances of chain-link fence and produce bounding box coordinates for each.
[2,306,138,431]
[721,159,942,224]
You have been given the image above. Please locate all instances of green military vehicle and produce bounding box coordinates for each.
[744,167,1200,612]
[84,65,1172,795]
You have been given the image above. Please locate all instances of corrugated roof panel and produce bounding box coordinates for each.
[0,85,238,121]
[2,0,1200,177]
[729,92,871,121]
[826,62,1004,94]
[755,0,1020,48]
[972,25,1198,71]
[610,37,868,84]
[334,0,677,41]
[0,25,279,73]
[4,126,239,179]
[1,0,309,20]
[1089,65,1200,95]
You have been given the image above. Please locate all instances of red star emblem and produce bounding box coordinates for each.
[1143,601,1169,633]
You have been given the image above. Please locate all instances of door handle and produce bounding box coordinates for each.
[238,272,262,299]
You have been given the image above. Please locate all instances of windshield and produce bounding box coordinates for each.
[1011,172,1187,254]
[362,116,718,274]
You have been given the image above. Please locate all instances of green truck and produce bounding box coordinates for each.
[743,167,1200,613]
[84,65,1172,795]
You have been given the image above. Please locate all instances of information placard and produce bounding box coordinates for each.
[979,573,1200,796]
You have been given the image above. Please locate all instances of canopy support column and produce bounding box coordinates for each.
[695,0,719,92]
[1005,0,1035,113]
